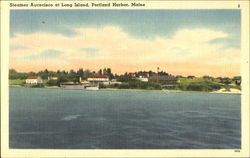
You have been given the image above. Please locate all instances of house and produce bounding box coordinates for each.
[135,73,149,82]
[175,75,184,78]
[149,75,176,83]
[128,72,136,78]
[235,79,241,86]
[87,75,109,83]
[26,76,43,84]
[136,73,148,82]
[138,73,149,78]
[187,76,195,79]
[48,76,58,80]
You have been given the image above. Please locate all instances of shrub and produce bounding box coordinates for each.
[31,84,45,88]
[47,80,58,86]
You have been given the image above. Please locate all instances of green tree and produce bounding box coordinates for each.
[98,69,102,75]
[77,68,84,77]
[103,68,107,75]
[47,80,58,86]
[84,69,92,79]
[107,68,114,79]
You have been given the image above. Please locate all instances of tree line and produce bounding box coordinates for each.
[9,68,241,91]
[9,68,114,81]
[9,68,241,85]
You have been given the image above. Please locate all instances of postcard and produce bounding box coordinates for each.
[1,0,249,157]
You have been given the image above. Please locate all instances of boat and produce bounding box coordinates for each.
[162,89,169,92]
[60,84,86,90]
[60,84,99,90]
[85,86,99,90]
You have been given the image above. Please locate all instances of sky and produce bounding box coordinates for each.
[10,9,241,77]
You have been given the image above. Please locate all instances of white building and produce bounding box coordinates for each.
[87,75,109,82]
[136,73,149,82]
[26,76,43,84]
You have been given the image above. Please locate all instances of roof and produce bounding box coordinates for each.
[26,76,39,79]
[88,75,109,79]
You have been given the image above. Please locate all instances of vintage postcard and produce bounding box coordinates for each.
[1,0,249,157]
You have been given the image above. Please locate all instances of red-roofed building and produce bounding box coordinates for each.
[26,76,43,84]
[87,75,109,82]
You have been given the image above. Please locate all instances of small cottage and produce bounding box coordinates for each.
[187,76,195,79]
[26,76,43,84]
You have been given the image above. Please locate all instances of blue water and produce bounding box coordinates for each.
[9,87,241,149]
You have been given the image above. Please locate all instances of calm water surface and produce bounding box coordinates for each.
[9,87,241,149]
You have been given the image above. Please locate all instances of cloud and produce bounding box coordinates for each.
[9,26,240,77]
[28,49,63,59]
[10,44,27,51]
[172,28,228,43]
[79,48,99,57]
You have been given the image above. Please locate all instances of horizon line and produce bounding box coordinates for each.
[9,68,241,78]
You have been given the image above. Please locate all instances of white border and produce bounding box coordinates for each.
[1,1,249,157]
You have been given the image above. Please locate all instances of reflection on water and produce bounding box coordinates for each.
[61,114,82,121]
[9,88,241,149]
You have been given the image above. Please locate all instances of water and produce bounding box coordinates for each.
[9,87,241,149]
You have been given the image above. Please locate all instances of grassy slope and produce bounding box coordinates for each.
[9,79,49,85]
[177,78,240,91]
[9,79,25,85]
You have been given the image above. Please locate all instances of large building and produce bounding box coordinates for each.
[87,75,109,83]
[26,76,43,84]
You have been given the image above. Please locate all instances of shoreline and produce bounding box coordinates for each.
[100,88,241,94]
[9,85,241,94]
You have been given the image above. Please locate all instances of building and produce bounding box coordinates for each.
[128,72,136,78]
[136,73,148,82]
[149,75,176,83]
[26,76,43,84]
[136,73,149,82]
[87,75,109,83]
[175,75,184,78]
[138,73,149,78]
[235,79,241,86]
[48,76,58,80]
[187,76,195,79]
